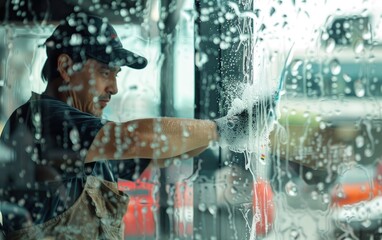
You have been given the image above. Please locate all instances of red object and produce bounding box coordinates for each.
[118,170,275,238]
[118,168,158,237]
[253,179,275,236]
[174,181,194,237]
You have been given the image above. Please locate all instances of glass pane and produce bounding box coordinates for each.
[195,0,382,239]
[2,0,382,240]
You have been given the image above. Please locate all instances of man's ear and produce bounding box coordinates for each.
[57,54,73,83]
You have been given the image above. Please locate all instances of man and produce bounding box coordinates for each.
[0,12,265,240]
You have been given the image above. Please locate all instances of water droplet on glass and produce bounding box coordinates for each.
[290,59,303,76]
[70,129,80,145]
[336,191,345,198]
[289,228,300,239]
[305,171,313,180]
[325,38,336,53]
[225,12,235,20]
[364,148,373,157]
[127,124,136,132]
[220,41,230,50]
[343,74,352,82]
[166,207,174,215]
[25,146,32,153]
[344,87,352,94]
[141,207,148,214]
[362,219,372,228]
[195,52,209,68]
[158,21,165,30]
[120,9,128,17]
[285,180,298,197]
[19,169,26,178]
[198,203,207,212]
[208,205,217,215]
[35,133,41,140]
[151,204,158,212]
[310,191,318,200]
[182,129,190,137]
[329,58,341,75]
[344,145,353,157]
[33,113,41,123]
[363,29,372,41]
[354,80,365,97]
[321,32,329,41]
[353,39,364,54]
[343,21,350,29]
[356,135,364,148]
[18,198,25,206]
[316,180,326,190]
[322,193,330,204]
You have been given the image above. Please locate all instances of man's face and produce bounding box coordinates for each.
[68,59,121,117]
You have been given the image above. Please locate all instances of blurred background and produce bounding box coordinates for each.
[1,0,382,239]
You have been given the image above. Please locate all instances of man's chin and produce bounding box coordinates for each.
[90,106,103,117]
[93,110,103,117]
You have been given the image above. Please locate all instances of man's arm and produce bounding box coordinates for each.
[85,118,218,163]
[149,146,208,168]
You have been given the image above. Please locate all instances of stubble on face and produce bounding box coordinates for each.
[68,59,118,117]
[91,94,111,117]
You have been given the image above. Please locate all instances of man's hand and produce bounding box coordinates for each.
[214,94,277,152]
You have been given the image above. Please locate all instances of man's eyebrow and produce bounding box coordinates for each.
[99,64,121,72]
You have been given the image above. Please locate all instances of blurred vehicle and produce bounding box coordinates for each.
[330,161,382,239]
[270,9,382,238]
[274,14,382,171]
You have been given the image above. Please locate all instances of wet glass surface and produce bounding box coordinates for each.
[1,0,382,239]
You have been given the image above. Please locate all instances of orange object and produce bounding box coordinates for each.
[331,164,382,207]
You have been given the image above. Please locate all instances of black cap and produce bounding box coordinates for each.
[45,12,147,69]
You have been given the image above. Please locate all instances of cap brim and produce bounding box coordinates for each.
[87,48,148,69]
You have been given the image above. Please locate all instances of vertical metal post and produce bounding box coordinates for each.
[194,0,253,239]
[157,0,185,238]
[193,0,223,239]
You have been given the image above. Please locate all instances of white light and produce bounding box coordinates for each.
[150,0,160,22]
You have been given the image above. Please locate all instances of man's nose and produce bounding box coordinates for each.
[107,77,118,95]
